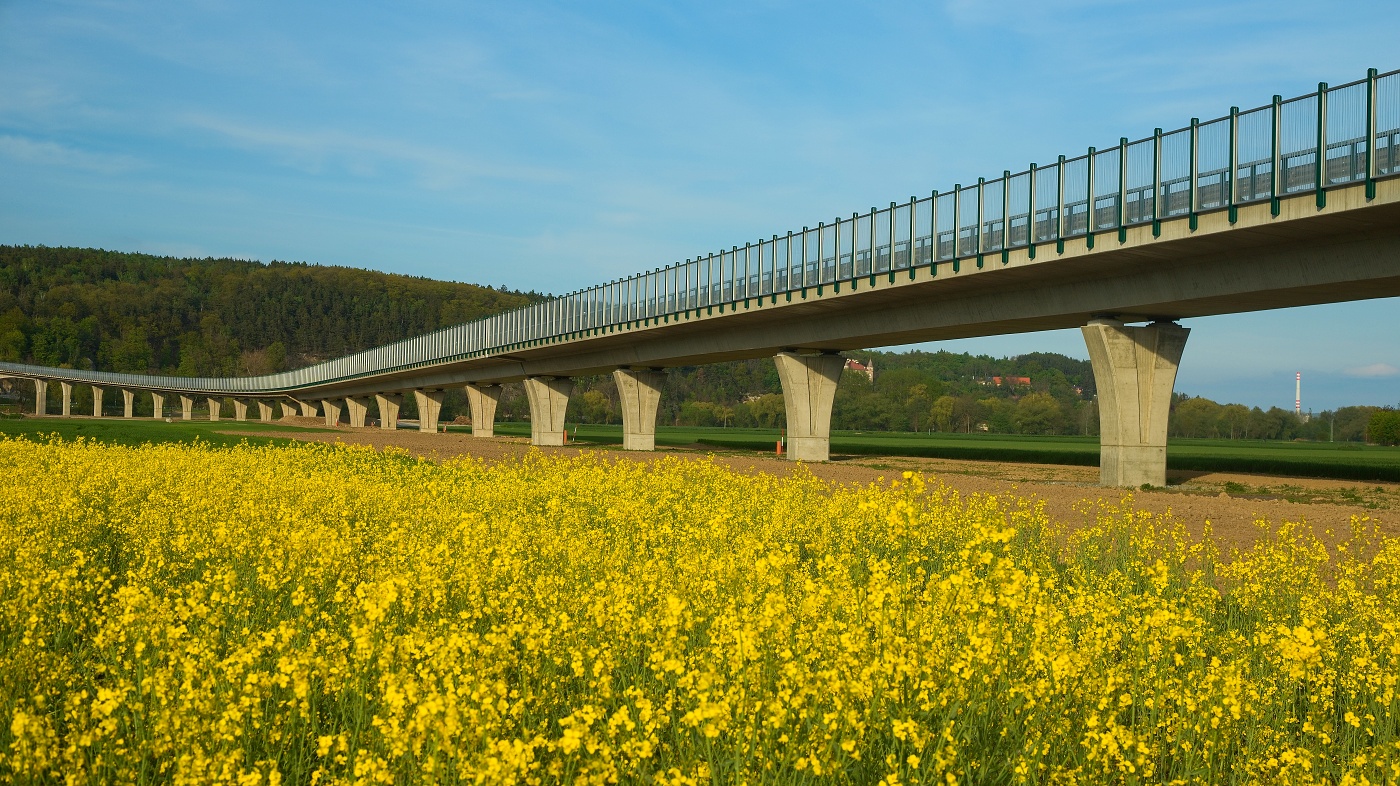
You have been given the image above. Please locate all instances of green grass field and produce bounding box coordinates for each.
[3,417,1397,482]
[473,422,1400,482]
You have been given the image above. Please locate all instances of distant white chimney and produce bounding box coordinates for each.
[1295,372,1302,417]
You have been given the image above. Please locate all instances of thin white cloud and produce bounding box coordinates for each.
[179,114,563,188]
[0,134,142,174]
[1345,363,1400,378]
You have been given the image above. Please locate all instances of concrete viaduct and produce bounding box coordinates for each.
[4,70,1400,486]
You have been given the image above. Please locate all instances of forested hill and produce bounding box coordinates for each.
[0,246,545,376]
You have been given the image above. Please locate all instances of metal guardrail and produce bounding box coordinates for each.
[3,68,1398,397]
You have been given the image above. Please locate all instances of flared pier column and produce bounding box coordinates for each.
[523,377,572,446]
[232,399,249,421]
[279,401,299,419]
[207,397,221,422]
[774,351,845,462]
[465,384,501,437]
[122,389,135,418]
[297,400,318,418]
[92,386,104,417]
[151,392,165,419]
[375,393,402,430]
[1081,319,1190,488]
[414,389,444,433]
[60,382,73,417]
[180,395,194,421]
[257,401,274,422]
[614,369,665,451]
[33,379,46,416]
[321,399,342,427]
[346,396,370,428]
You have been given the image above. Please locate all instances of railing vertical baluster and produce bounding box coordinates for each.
[952,184,962,273]
[1316,82,1328,209]
[888,202,897,281]
[929,190,939,274]
[1271,94,1282,216]
[975,177,985,267]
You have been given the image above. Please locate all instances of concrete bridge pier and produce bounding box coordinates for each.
[523,377,572,446]
[257,401,274,422]
[33,379,46,416]
[151,392,165,419]
[207,397,221,422]
[60,381,73,417]
[180,395,194,421]
[774,351,845,462]
[1081,318,1190,488]
[614,369,665,451]
[92,386,104,417]
[465,384,501,437]
[414,389,444,433]
[232,399,248,421]
[279,401,298,419]
[345,396,370,428]
[375,393,402,430]
[122,389,134,418]
[321,399,342,427]
[296,400,318,418]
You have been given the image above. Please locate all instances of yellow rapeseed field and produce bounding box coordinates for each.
[1,435,1398,785]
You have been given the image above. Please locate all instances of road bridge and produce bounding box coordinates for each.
[5,69,1400,486]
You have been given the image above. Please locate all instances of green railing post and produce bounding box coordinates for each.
[1027,163,1037,259]
[1366,68,1378,200]
[1055,155,1065,255]
[929,190,939,277]
[908,196,918,279]
[1117,138,1128,243]
[1001,170,1011,264]
[1086,148,1096,249]
[1189,117,1199,231]
[976,177,985,268]
[1271,94,1282,217]
[1316,82,1328,209]
[1228,106,1239,223]
[1152,128,1163,237]
[952,184,961,273]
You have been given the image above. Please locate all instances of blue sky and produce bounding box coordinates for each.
[1,0,1397,410]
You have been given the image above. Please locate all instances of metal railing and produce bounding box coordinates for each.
[3,68,1398,396]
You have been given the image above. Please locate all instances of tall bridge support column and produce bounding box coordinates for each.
[375,394,402,430]
[207,398,221,422]
[346,396,370,428]
[1082,318,1190,488]
[151,392,165,419]
[257,401,274,422]
[465,384,501,437]
[279,401,299,419]
[414,389,444,433]
[180,395,194,421]
[774,351,845,462]
[122,389,134,418]
[60,382,73,417]
[523,377,572,446]
[614,369,665,451]
[232,399,248,421]
[92,386,104,417]
[33,379,46,416]
[297,400,318,418]
[321,399,342,427]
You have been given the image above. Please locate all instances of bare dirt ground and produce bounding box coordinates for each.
[236,424,1400,553]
